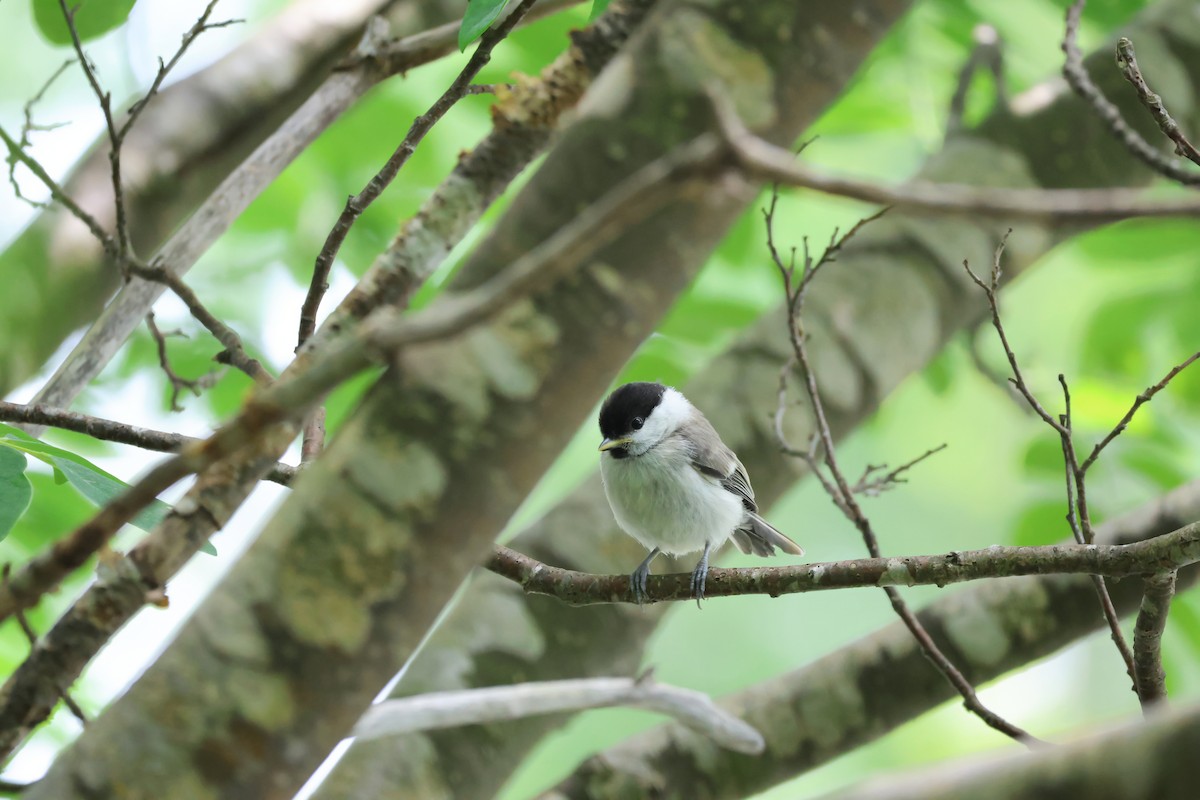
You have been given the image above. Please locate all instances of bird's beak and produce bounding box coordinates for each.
[599,437,632,452]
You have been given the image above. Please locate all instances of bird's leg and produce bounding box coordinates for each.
[630,548,660,605]
[690,542,711,607]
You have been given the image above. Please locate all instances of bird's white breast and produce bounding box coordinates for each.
[600,436,745,556]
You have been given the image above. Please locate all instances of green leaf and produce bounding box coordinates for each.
[0,437,216,555]
[31,0,138,46]
[0,447,33,542]
[459,0,509,51]
[588,0,612,21]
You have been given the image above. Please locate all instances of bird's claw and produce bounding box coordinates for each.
[630,564,650,606]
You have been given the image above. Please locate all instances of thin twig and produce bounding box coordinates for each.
[1081,350,1200,473]
[1115,38,1200,168]
[1061,0,1200,185]
[121,2,241,137]
[144,313,203,412]
[0,125,114,253]
[353,677,764,754]
[296,0,542,351]
[1133,571,1176,711]
[7,59,72,208]
[852,444,948,497]
[967,237,1139,693]
[764,189,1041,746]
[0,401,295,485]
[57,0,130,260]
[129,261,271,386]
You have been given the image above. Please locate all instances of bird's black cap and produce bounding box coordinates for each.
[599,382,667,440]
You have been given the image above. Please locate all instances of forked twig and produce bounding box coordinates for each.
[764,189,1041,746]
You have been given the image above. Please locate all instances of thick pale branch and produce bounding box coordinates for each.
[489,523,1200,605]
[353,677,764,754]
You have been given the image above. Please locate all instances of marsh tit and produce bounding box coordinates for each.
[598,382,804,604]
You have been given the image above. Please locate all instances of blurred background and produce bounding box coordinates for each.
[1,0,1197,796]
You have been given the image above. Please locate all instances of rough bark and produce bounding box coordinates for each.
[23,0,908,798]
[0,0,655,762]
[826,698,1200,800]
[315,2,1200,797]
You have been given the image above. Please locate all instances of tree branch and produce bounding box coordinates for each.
[0,401,295,486]
[353,677,764,754]
[1061,0,1200,185]
[713,98,1200,220]
[487,522,1200,605]
[1133,570,1176,710]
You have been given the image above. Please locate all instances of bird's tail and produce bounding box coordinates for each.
[731,513,805,558]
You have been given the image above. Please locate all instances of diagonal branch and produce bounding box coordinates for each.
[353,677,765,754]
[1061,0,1200,185]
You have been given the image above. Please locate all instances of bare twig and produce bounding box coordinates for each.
[353,677,765,754]
[144,313,203,412]
[129,261,271,385]
[0,125,114,252]
[486,521,1200,604]
[1115,38,1200,168]
[852,444,948,497]
[7,59,72,208]
[1081,350,1200,473]
[296,0,541,351]
[1133,570,1176,710]
[121,2,241,137]
[964,236,1142,695]
[1061,0,1200,185]
[0,401,295,485]
[762,192,1041,746]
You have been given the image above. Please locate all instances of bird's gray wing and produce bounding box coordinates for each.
[687,418,758,513]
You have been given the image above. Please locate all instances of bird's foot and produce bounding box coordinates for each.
[690,544,711,608]
[630,564,650,606]
[629,547,659,606]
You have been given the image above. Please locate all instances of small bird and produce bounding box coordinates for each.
[598,381,804,604]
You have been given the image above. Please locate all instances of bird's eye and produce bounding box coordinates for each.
[631,417,644,431]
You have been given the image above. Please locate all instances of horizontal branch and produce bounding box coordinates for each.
[0,401,295,485]
[353,676,764,754]
[712,95,1200,220]
[488,521,1200,605]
